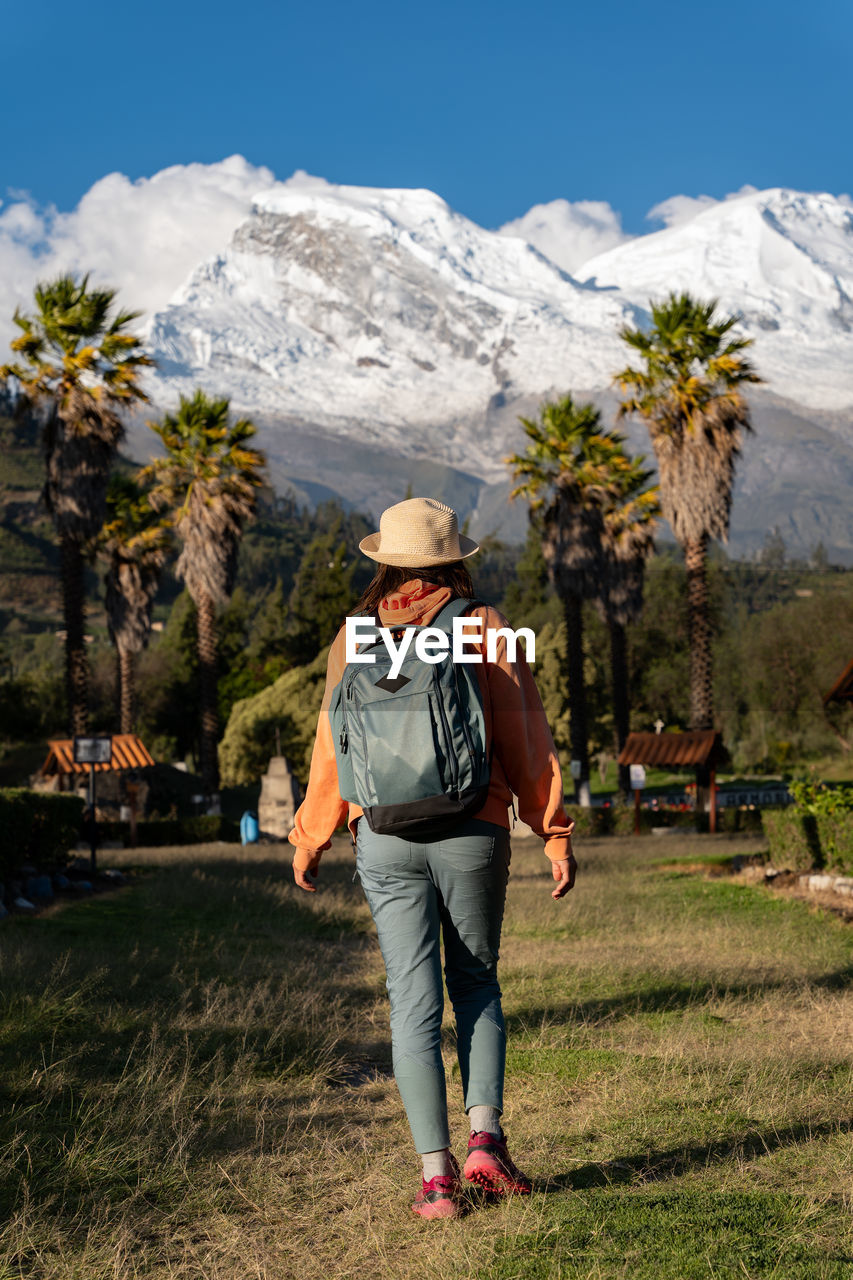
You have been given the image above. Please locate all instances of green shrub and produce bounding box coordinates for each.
[564,805,611,838]
[218,647,330,787]
[815,812,853,875]
[694,807,767,835]
[97,815,239,847]
[763,784,853,873]
[726,807,768,835]
[788,780,853,817]
[0,789,84,879]
[762,808,820,871]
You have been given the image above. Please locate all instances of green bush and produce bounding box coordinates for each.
[761,808,820,871]
[815,812,853,875]
[762,785,853,873]
[219,647,330,787]
[694,807,767,835]
[0,789,84,879]
[98,815,240,847]
[563,805,611,838]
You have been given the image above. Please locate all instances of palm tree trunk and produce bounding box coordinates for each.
[685,533,713,813]
[61,535,88,736]
[608,617,631,802]
[196,588,220,797]
[118,646,135,735]
[684,534,713,730]
[564,593,591,807]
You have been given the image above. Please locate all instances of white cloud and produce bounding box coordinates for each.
[497,198,630,275]
[646,185,760,228]
[0,155,279,354]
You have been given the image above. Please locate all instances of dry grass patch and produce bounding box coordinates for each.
[1,833,851,1278]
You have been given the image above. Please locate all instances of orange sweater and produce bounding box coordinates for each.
[288,579,575,870]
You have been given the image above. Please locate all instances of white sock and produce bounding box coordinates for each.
[468,1105,502,1137]
[421,1148,453,1180]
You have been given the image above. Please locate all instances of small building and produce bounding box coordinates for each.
[617,730,728,832]
[33,735,155,818]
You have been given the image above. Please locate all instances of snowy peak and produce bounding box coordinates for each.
[149,179,633,479]
[136,175,853,562]
[575,188,853,408]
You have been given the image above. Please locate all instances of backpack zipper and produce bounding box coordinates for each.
[432,665,459,789]
[346,675,369,788]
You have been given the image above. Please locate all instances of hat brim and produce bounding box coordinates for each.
[358,532,480,566]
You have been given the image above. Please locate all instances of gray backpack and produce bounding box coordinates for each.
[329,597,491,837]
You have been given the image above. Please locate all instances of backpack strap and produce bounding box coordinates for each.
[433,598,496,768]
[431,596,485,631]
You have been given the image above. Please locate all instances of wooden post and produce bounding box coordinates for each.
[87,763,97,874]
[126,780,139,849]
[709,768,717,834]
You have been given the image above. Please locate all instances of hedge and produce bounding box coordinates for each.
[695,807,767,836]
[564,805,702,838]
[815,812,853,875]
[98,815,240,847]
[562,804,773,839]
[761,809,821,871]
[0,789,84,880]
[563,805,612,838]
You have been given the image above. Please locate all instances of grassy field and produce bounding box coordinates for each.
[0,832,851,1279]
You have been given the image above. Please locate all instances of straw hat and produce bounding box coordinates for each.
[358,497,479,566]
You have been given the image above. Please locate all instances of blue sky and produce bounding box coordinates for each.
[2,0,851,231]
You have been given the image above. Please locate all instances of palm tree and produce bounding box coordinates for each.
[614,292,761,734]
[142,390,266,797]
[597,453,660,799]
[101,474,171,734]
[507,395,619,807]
[1,274,152,733]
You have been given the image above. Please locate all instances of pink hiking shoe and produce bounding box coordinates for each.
[463,1130,532,1196]
[411,1153,462,1220]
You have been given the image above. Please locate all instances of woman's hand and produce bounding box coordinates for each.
[293,855,321,893]
[550,855,577,900]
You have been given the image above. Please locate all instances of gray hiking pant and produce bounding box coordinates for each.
[355,816,510,1153]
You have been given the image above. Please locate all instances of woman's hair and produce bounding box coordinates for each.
[353,561,475,617]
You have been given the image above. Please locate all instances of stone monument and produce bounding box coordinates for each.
[258,756,302,840]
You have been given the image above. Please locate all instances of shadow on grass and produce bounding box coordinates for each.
[505,965,853,1032]
[540,1116,853,1191]
[0,850,400,1225]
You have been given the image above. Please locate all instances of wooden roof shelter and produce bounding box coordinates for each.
[823,659,853,705]
[617,730,728,833]
[617,730,727,770]
[39,735,155,777]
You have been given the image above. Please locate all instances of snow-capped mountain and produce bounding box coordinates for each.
[576,187,853,413]
[148,181,634,483]
[141,179,853,561]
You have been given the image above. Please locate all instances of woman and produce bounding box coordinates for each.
[289,497,576,1219]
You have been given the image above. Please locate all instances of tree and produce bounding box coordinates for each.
[286,516,358,664]
[1,275,152,733]
[101,474,171,734]
[142,390,266,797]
[600,459,660,798]
[614,292,761,736]
[585,444,660,799]
[508,395,618,806]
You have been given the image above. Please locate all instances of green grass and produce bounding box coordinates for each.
[0,833,851,1278]
[488,1192,850,1279]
